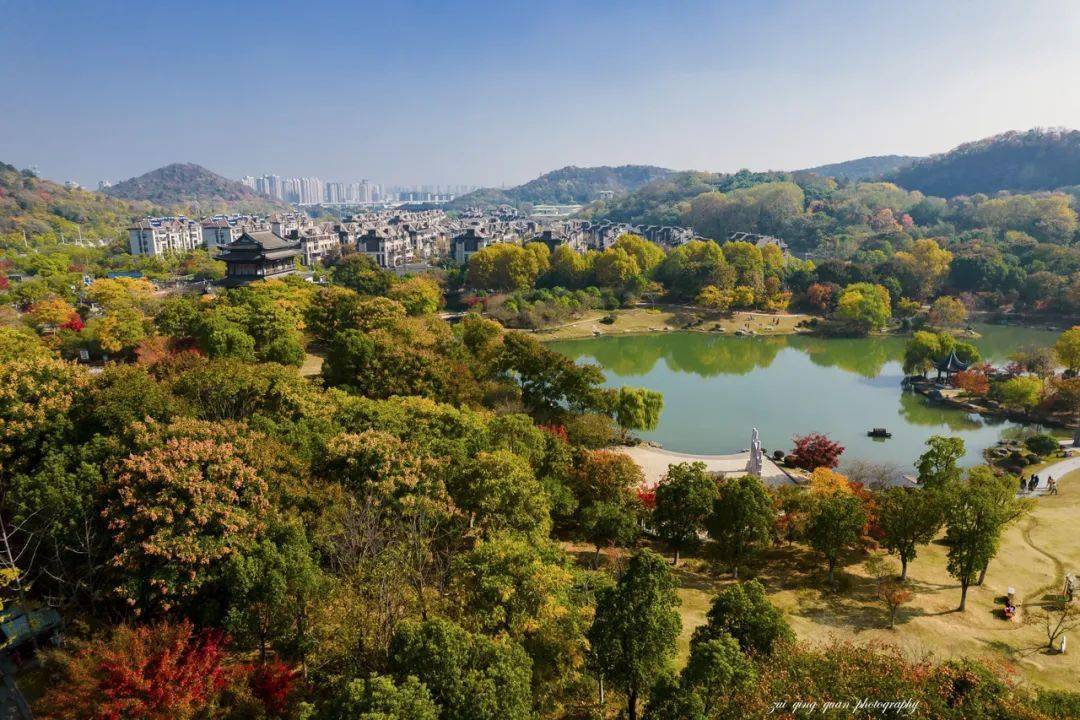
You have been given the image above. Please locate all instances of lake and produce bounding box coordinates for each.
[548,324,1061,469]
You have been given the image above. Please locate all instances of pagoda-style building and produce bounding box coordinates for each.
[216,231,301,287]
[934,350,969,381]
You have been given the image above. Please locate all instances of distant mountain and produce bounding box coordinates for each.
[0,161,157,242]
[889,128,1080,197]
[448,165,674,210]
[799,155,920,182]
[103,162,290,214]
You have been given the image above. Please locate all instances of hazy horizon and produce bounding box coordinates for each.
[3,0,1080,188]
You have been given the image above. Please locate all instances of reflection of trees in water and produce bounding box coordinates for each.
[787,335,904,378]
[896,391,984,431]
[577,335,668,376]
[969,324,1060,363]
[664,335,787,377]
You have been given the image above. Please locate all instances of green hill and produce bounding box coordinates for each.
[800,154,920,182]
[0,162,156,244]
[449,164,673,209]
[889,128,1080,196]
[104,162,290,215]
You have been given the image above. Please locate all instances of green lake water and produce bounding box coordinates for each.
[548,324,1062,470]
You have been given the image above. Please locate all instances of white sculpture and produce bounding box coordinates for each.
[746,427,763,477]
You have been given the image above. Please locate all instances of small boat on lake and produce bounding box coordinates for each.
[868,428,892,439]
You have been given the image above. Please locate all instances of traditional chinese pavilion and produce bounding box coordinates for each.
[933,350,969,381]
[216,231,301,287]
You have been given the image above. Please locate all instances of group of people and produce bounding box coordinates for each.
[1019,474,1057,495]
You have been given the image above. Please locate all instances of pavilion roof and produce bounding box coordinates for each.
[934,350,970,373]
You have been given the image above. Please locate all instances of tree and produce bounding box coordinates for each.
[706,475,773,578]
[91,307,147,354]
[927,296,968,328]
[103,436,270,613]
[388,276,443,315]
[0,357,87,475]
[389,618,534,720]
[789,432,844,470]
[588,549,681,720]
[1054,326,1080,373]
[915,435,964,490]
[1028,597,1080,652]
[612,233,665,277]
[224,521,323,665]
[831,282,891,335]
[452,450,550,537]
[333,253,393,295]
[653,462,718,565]
[806,493,867,584]
[892,238,952,299]
[689,579,792,656]
[694,285,733,312]
[992,375,1043,411]
[324,674,439,720]
[467,244,543,291]
[612,386,663,440]
[38,621,233,720]
[944,469,1020,611]
[681,633,756,714]
[593,247,642,288]
[878,487,943,580]
[580,501,640,567]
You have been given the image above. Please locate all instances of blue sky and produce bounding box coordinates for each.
[3,0,1080,187]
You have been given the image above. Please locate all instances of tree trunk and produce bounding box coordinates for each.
[594,545,602,569]
[732,564,739,580]
[673,548,680,566]
[959,582,969,612]
[900,556,908,581]
[889,605,898,629]
[598,675,605,707]
[827,557,836,585]
[628,687,638,720]
[977,562,988,586]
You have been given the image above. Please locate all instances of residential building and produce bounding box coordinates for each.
[128,217,202,257]
[358,228,410,268]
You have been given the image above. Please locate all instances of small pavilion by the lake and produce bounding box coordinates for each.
[934,350,969,382]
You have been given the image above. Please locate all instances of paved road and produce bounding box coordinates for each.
[617,445,795,488]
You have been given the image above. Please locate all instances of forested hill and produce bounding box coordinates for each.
[800,154,920,182]
[0,161,157,244]
[888,128,1080,196]
[448,164,673,209]
[103,162,290,215]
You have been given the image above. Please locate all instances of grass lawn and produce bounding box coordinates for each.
[571,470,1080,693]
[533,305,809,341]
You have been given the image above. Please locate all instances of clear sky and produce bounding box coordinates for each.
[3,0,1080,188]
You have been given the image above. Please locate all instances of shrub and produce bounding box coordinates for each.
[1025,434,1060,457]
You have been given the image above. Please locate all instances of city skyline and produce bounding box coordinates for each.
[4,1,1080,189]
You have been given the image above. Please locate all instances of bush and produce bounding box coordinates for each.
[1025,434,1060,457]
[599,314,616,325]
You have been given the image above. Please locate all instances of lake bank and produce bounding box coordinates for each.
[530,305,810,341]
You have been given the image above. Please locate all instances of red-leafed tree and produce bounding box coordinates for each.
[248,660,299,716]
[952,364,991,396]
[38,621,232,720]
[790,433,844,470]
[805,283,837,314]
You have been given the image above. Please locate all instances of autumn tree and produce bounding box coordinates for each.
[1054,326,1080,373]
[388,275,443,315]
[38,621,234,720]
[588,549,681,720]
[323,674,439,720]
[927,295,968,328]
[653,462,718,565]
[707,475,774,578]
[831,282,891,335]
[789,432,844,470]
[333,253,393,295]
[103,436,269,613]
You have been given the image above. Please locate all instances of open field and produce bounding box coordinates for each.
[572,470,1080,693]
[532,305,810,341]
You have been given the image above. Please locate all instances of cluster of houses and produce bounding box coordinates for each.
[129,210,756,288]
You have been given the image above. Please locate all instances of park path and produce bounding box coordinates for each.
[617,445,795,488]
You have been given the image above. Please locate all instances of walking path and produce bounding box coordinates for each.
[617,444,795,488]
[1020,451,1080,497]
